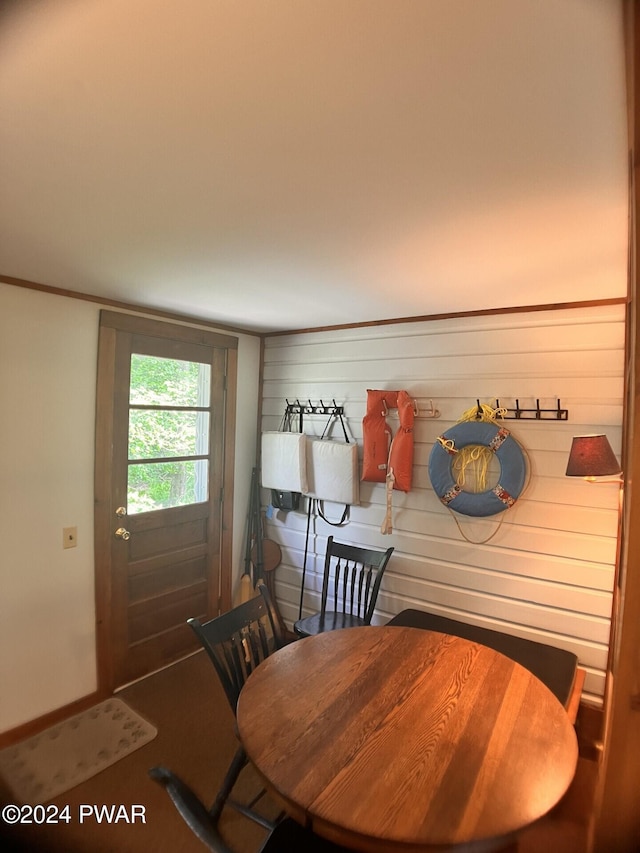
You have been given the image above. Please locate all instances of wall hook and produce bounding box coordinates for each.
[496,398,568,421]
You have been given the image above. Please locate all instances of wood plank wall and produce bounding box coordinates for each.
[260,304,625,705]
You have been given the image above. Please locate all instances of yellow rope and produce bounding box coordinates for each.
[457,402,508,424]
[452,445,492,492]
[453,402,507,492]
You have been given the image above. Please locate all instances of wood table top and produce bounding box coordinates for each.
[236,626,578,852]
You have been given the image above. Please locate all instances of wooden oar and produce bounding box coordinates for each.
[235,468,258,605]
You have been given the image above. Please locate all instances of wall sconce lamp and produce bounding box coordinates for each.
[565,434,623,482]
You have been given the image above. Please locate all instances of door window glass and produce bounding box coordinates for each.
[128,354,211,514]
[128,411,210,459]
[128,460,209,514]
[129,354,210,406]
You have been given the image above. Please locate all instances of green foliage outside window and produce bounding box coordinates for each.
[127,355,210,513]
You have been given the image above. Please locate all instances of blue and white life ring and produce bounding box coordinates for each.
[428,422,527,517]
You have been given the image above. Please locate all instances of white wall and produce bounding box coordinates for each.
[261,304,625,706]
[0,286,623,729]
[0,286,98,731]
[0,282,260,733]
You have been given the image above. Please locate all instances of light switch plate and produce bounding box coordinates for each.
[63,526,78,549]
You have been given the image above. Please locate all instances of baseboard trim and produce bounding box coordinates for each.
[0,689,106,750]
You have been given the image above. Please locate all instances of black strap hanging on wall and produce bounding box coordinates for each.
[298,497,349,622]
[297,402,352,618]
[314,408,351,526]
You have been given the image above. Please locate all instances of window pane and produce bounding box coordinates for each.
[130,354,211,406]
[128,460,209,514]
[128,411,210,460]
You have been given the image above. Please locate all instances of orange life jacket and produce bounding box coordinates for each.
[361,389,415,492]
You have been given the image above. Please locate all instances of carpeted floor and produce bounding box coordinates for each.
[0,652,278,853]
[0,650,598,853]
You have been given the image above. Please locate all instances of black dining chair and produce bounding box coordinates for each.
[185,583,284,832]
[294,536,394,637]
[149,766,351,852]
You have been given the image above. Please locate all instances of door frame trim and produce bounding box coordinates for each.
[94,310,238,693]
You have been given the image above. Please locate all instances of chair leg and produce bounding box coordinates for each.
[209,743,281,831]
[149,766,234,852]
[208,744,248,825]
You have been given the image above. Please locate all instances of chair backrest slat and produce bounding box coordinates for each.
[221,638,245,700]
[355,565,366,618]
[321,537,394,624]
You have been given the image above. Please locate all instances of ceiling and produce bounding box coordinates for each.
[0,0,630,332]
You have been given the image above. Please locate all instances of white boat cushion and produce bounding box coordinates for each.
[304,438,360,505]
[261,432,308,493]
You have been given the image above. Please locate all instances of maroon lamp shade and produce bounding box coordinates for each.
[565,434,621,478]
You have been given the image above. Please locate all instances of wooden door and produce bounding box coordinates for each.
[94,311,237,690]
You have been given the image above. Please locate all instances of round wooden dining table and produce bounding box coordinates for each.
[236,626,579,852]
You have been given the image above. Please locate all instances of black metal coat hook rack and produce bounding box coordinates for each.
[490,398,569,421]
[285,398,344,417]
[284,399,345,433]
